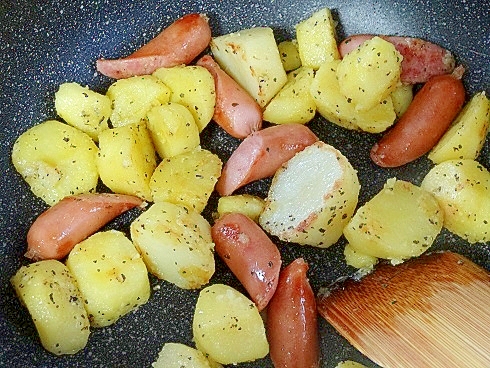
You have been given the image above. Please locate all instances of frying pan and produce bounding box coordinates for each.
[0,0,488,367]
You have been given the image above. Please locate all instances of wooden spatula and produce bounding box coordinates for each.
[317,251,490,368]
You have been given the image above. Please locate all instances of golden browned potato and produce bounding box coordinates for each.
[295,7,340,69]
[130,201,215,289]
[11,120,99,205]
[344,178,443,264]
[97,122,157,201]
[11,260,90,355]
[210,27,287,108]
[421,159,490,243]
[193,284,269,365]
[66,230,150,327]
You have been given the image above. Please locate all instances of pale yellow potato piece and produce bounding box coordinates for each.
[146,102,200,159]
[10,260,90,355]
[216,194,265,223]
[429,91,490,163]
[278,39,301,71]
[107,75,171,127]
[259,141,360,248]
[11,120,98,205]
[344,243,378,270]
[421,160,490,244]
[130,202,215,289]
[153,65,215,132]
[391,83,413,118]
[210,27,287,108]
[97,122,156,201]
[295,7,340,69]
[150,147,222,213]
[66,230,150,327]
[55,82,111,141]
[310,60,396,132]
[263,67,316,125]
[344,178,443,264]
[152,343,223,368]
[193,284,269,365]
[337,36,402,111]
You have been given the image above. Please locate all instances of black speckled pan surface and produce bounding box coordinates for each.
[0,0,489,367]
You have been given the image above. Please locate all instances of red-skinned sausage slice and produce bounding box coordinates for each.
[197,55,263,139]
[96,13,211,79]
[26,193,144,261]
[267,258,320,368]
[370,67,466,167]
[215,124,318,196]
[212,212,281,311]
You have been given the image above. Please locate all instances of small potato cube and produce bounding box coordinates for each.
[10,260,90,355]
[210,27,287,107]
[150,147,222,213]
[153,65,215,132]
[278,39,301,72]
[390,83,413,118]
[259,141,360,248]
[107,75,170,127]
[428,92,490,163]
[421,159,490,244]
[295,7,340,69]
[11,120,99,205]
[130,202,215,289]
[55,82,112,141]
[66,230,150,327]
[193,284,269,365]
[337,36,402,111]
[343,243,378,270]
[263,67,316,125]
[152,343,223,368]
[147,102,200,159]
[310,60,396,132]
[336,361,369,368]
[216,194,265,223]
[344,178,443,263]
[97,122,156,201]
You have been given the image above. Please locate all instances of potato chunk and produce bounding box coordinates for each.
[337,36,402,111]
[193,284,269,365]
[55,82,112,141]
[66,230,150,327]
[153,65,216,131]
[263,67,316,125]
[130,202,215,289]
[11,120,98,205]
[106,75,170,127]
[10,260,90,355]
[295,7,340,69]
[421,160,490,244]
[216,194,265,223]
[310,60,396,132]
[97,122,157,201]
[150,147,222,213]
[344,178,443,264]
[278,39,301,72]
[428,91,490,163]
[210,27,287,107]
[146,102,200,159]
[259,141,360,248]
[152,343,223,368]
